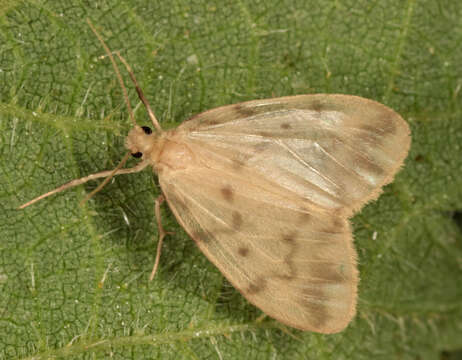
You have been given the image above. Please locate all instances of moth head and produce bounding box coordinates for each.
[125,125,155,159]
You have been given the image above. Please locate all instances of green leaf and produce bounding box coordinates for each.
[1,0,462,359]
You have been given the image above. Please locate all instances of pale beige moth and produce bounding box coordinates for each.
[19,20,411,333]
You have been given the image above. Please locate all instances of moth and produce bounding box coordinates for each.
[19,20,411,333]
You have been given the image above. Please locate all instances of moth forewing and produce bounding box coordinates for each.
[20,21,411,334]
[154,94,409,333]
[176,95,411,216]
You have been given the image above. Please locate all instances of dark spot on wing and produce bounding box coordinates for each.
[308,287,327,301]
[234,104,258,118]
[320,226,343,235]
[234,102,286,119]
[360,124,381,136]
[272,231,299,281]
[355,155,385,177]
[203,119,220,126]
[253,142,270,153]
[357,125,382,144]
[232,212,243,230]
[281,122,292,129]
[230,142,270,171]
[283,231,298,243]
[312,100,324,112]
[232,159,246,170]
[300,287,330,329]
[258,131,272,137]
[246,277,267,295]
[310,262,346,283]
[275,273,293,281]
[297,208,312,225]
[332,216,345,231]
[221,185,234,203]
[238,247,249,257]
[375,112,398,136]
[191,230,211,243]
[274,266,296,281]
[320,218,345,234]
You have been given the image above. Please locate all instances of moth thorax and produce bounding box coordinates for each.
[157,139,195,172]
[125,126,157,157]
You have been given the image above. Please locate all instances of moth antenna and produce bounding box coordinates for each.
[79,151,130,206]
[115,52,163,133]
[86,18,137,128]
[18,155,149,209]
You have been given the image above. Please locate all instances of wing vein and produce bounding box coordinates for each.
[187,141,341,210]
[274,139,340,189]
[168,184,255,284]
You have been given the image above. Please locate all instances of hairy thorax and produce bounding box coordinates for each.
[154,131,195,173]
[125,127,195,174]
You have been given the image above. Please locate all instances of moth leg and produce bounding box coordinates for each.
[149,194,173,281]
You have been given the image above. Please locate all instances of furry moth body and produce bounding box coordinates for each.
[20,21,411,334]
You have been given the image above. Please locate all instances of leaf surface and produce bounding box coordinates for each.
[1,1,461,359]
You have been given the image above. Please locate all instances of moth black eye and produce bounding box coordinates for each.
[131,152,143,158]
[142,126,152,135]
